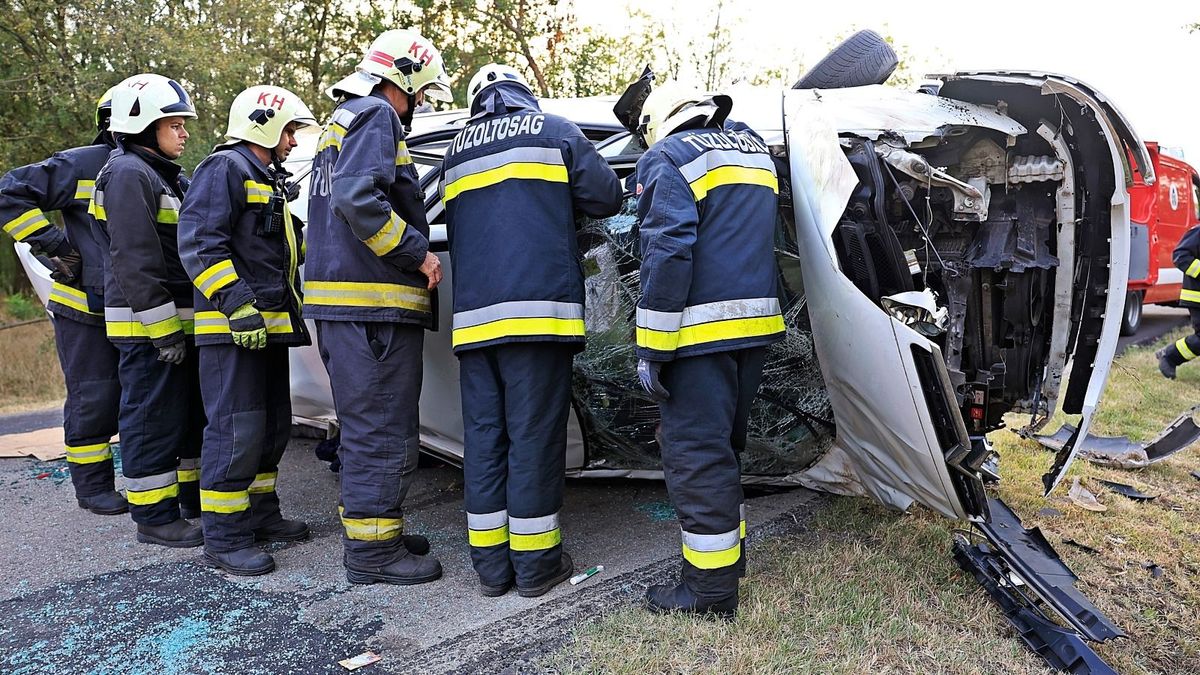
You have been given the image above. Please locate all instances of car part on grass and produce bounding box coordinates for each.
[1142,562,1164,579]
[1097,479,1157,502]
[1068,477,1107,513]
[793,29,898,90]
[1062,539,1100,555]
[1032,405,1200,470]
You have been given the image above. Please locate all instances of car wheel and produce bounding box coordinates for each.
[792,29,899,90]
[1120,290,1142,336]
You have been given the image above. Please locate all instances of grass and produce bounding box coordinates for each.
[0,295,63,412]
[554,331,1200,674]
[3,292,43,321]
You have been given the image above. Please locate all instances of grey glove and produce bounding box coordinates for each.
[157,341,187,365]
[637,358,670,402]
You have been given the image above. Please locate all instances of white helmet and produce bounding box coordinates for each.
[222,85,317,148]
[638,82,731,146]
[328,29,453,103]
[109,73,196,135]
[467,63,531,109]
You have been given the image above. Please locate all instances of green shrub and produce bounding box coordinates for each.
[5,293,43,321]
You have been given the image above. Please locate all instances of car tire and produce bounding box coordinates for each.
[1120,290,1142,336]
[793,29,899,90]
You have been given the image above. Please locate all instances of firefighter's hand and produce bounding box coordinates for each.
[637,358,670,402]
[229,303,267,350]
[48,251,83,284]
[419,251,442,290]
[284,181,301,202]
[157,341,187,365]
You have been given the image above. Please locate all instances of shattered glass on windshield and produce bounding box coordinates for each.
[571,197,835,476]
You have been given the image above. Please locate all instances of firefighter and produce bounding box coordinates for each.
[305,29,451,585]
[91,73,205,547]
[0,88,126,515]
[1157,224,1200,378]
[633,83,785,618]
[177,86,317,575]
[441,64,622,597]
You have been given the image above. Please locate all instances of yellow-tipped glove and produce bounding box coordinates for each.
[229,303,267,350]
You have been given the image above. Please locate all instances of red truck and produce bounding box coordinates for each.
[1124,141,1200,334]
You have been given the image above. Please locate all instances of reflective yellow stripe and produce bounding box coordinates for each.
[363,212,407,257]
[3,208,50,241]
[636,327,679,352]
[509,528,562,552]
[442,162,569,203]
[1188,260,1200,279]
[248,472,277,494]
[1181,289,1200,304]
[244,180,272,204]
[177,469,199,482]
[303,280,431,312]
[194,260,239,299]
[1177,337,1197,361]
[682,541,742,569]
[338,506,403,541]
[156,208,179,224]
[396,141,412,166]
[75,180,96,200]
[452,317,585,348]
[88,200,107,220]
[282,199,302,310]
[127,483,180,506]
[318,123,346,152]
[740,520,746,539]
[194,310,293,335]
[468,525,510,548]
[107,315,186,340]
[688,165,779,202]
[638,315,785,351]
[200,489,250,514]
[65,442,111,465]
[49,282,98,315]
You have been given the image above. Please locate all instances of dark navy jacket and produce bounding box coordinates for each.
[178,143,308,346]
[0,140,116,325]
[304,91,433,326]
[90,144,192,347]
[439,83,622,353]
[634,120,785,361]
[1174,224,1200,308]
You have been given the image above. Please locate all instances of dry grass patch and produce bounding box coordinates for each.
[0,319,63,413]
[556,332,1200,674]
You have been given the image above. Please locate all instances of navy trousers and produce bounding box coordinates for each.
[197,344,292,553]
[54,315,119,498]
[460,342,573,589]
[114,341,204,525]
[316,320,423,566]
[658,347,766,601]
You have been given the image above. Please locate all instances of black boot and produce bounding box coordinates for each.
[253,518,310,543]
[516,552,574,598]
[137,518,204,548]
[480,577,514,597]
[77,490,128,516]
[345,551,443,586]
[645,582,737,620]
[1157,348,1178,379]
[201,547,276,576]
[403,534,431,556]
[180,506,201,520]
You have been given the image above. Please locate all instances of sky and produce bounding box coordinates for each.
[576,0,1200,159]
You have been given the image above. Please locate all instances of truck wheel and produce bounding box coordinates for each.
[1120,290,1143,336]
[793,29,899,90]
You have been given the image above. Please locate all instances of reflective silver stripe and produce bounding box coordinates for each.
[105,305,193,323]
[249,474,276,491]
[160,194,182,210]
[125,470,178,492]
[509,513,559,535]
[66,445,110,461]
[453,300,583,331]
[636,307,683,332]
[332,108,357,128]
[681,297,780,327]
[467,510,508,530]
[178,457,199,471]
[677,149,777,184]
[133,301,179,326]
[680,527,740,552]
[244,182,272,202]
[442,146,564,185]
[92,189,105,207]
[739,503,746,520]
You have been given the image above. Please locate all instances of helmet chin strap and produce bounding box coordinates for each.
[399,92,417,127]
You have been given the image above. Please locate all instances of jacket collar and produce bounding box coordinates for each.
[124,143,183,182]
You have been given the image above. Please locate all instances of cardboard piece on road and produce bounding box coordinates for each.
[338,652,382,671]
[0,427,65,461]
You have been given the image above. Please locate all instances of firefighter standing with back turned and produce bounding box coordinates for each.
[1158,224,1200,378]
[440,64,622,597]
[178,86,318,575]
[0,88,126,516]
[90,74,205,547]
[306,29,452,585]
[633,83,785,618]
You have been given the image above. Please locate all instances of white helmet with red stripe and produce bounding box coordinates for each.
[328,29,453,103]
[109,73,197,134]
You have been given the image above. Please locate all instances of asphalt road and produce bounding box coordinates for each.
[1117,304,1191,354]
[0,438,820,674]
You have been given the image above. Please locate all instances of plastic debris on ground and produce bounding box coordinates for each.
[1062,539,1100,555]
[1142,562,1164,579]
[338,651,381,671]
[569,565,604,585]
[1068,477,1107,512]
[1097,479,1157,502]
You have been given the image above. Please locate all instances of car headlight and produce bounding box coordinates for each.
[880,289,949,337]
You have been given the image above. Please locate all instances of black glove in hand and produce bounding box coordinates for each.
[157,341,187,365]
[637,358,670,402]
[49,251,83,284]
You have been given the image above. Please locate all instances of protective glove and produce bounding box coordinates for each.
[637,358,670,402]
[48,250,83,284]
[157,341,187,365]
[229,303,267,350]
[284,181,301,202]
